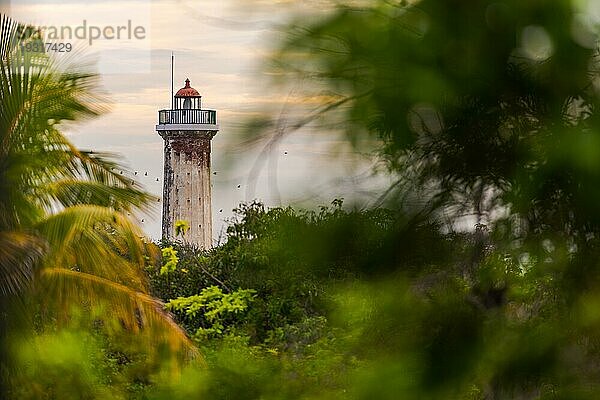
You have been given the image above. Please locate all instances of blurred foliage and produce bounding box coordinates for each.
[272,0,600,232]
[8,331,117,400]
[248,0,600,397]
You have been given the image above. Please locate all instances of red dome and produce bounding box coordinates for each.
[175,78,200,97]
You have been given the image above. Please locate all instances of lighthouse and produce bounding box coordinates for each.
[156,79,218,248]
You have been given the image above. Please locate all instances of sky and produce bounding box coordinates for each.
[4,0,392,241]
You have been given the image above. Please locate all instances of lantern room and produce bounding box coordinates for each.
[174,78,201,110]
[157,78,217,126]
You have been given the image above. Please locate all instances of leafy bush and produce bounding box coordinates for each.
[166,286,257,340]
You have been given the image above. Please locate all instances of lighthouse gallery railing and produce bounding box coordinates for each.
[158,109,217,125]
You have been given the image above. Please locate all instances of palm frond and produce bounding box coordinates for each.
[40,268,198,357]
[35,205,148,288]
[0,231,45,295]
[35,206,197,356]
[36,179,155,213]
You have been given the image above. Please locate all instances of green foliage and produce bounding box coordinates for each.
[145,200,467,398]
[159,246,179,276]
[174,220,190,238]
[271,0,600,235]
[149,199,446,343]
[166,286,257,339]
[7,331,116,400]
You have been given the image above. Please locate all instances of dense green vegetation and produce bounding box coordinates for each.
[3,0,600,398]
[144,201,467,399]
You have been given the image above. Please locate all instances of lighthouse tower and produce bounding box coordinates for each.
[156,79,218,248]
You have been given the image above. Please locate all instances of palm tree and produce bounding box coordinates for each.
[0,14,193,392]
